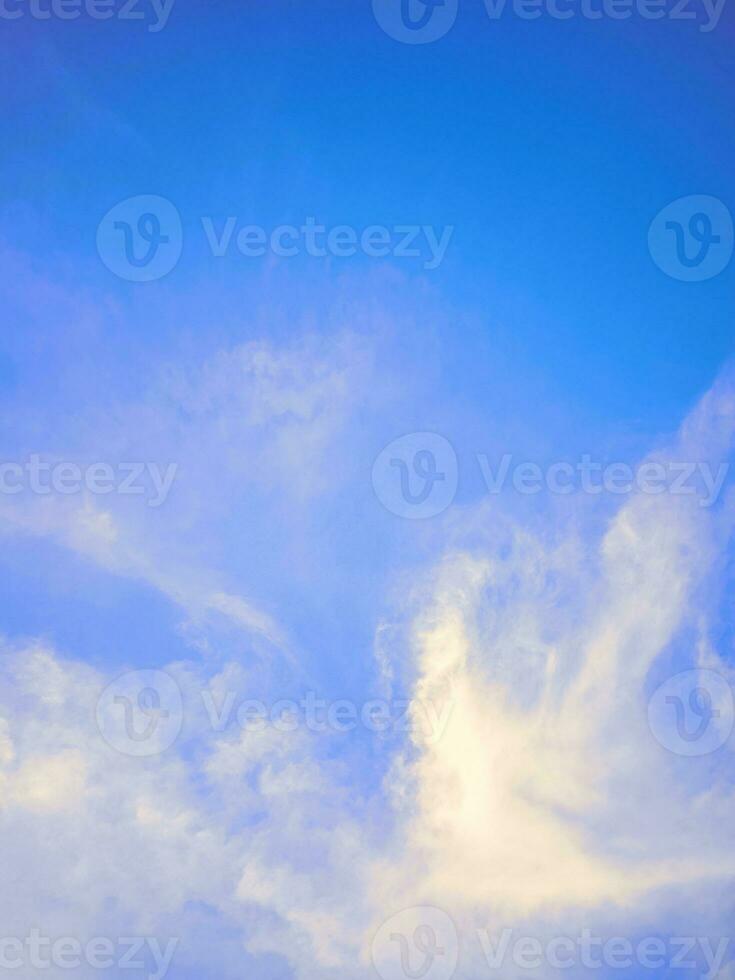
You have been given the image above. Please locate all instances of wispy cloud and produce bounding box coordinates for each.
[1,345,733,977]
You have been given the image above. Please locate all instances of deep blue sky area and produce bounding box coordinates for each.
[2,1,734,431]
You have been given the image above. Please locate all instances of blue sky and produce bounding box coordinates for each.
[1,2,735,979]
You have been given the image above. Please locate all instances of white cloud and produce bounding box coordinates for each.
[370,371,735,949]
[1,320,734,978]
